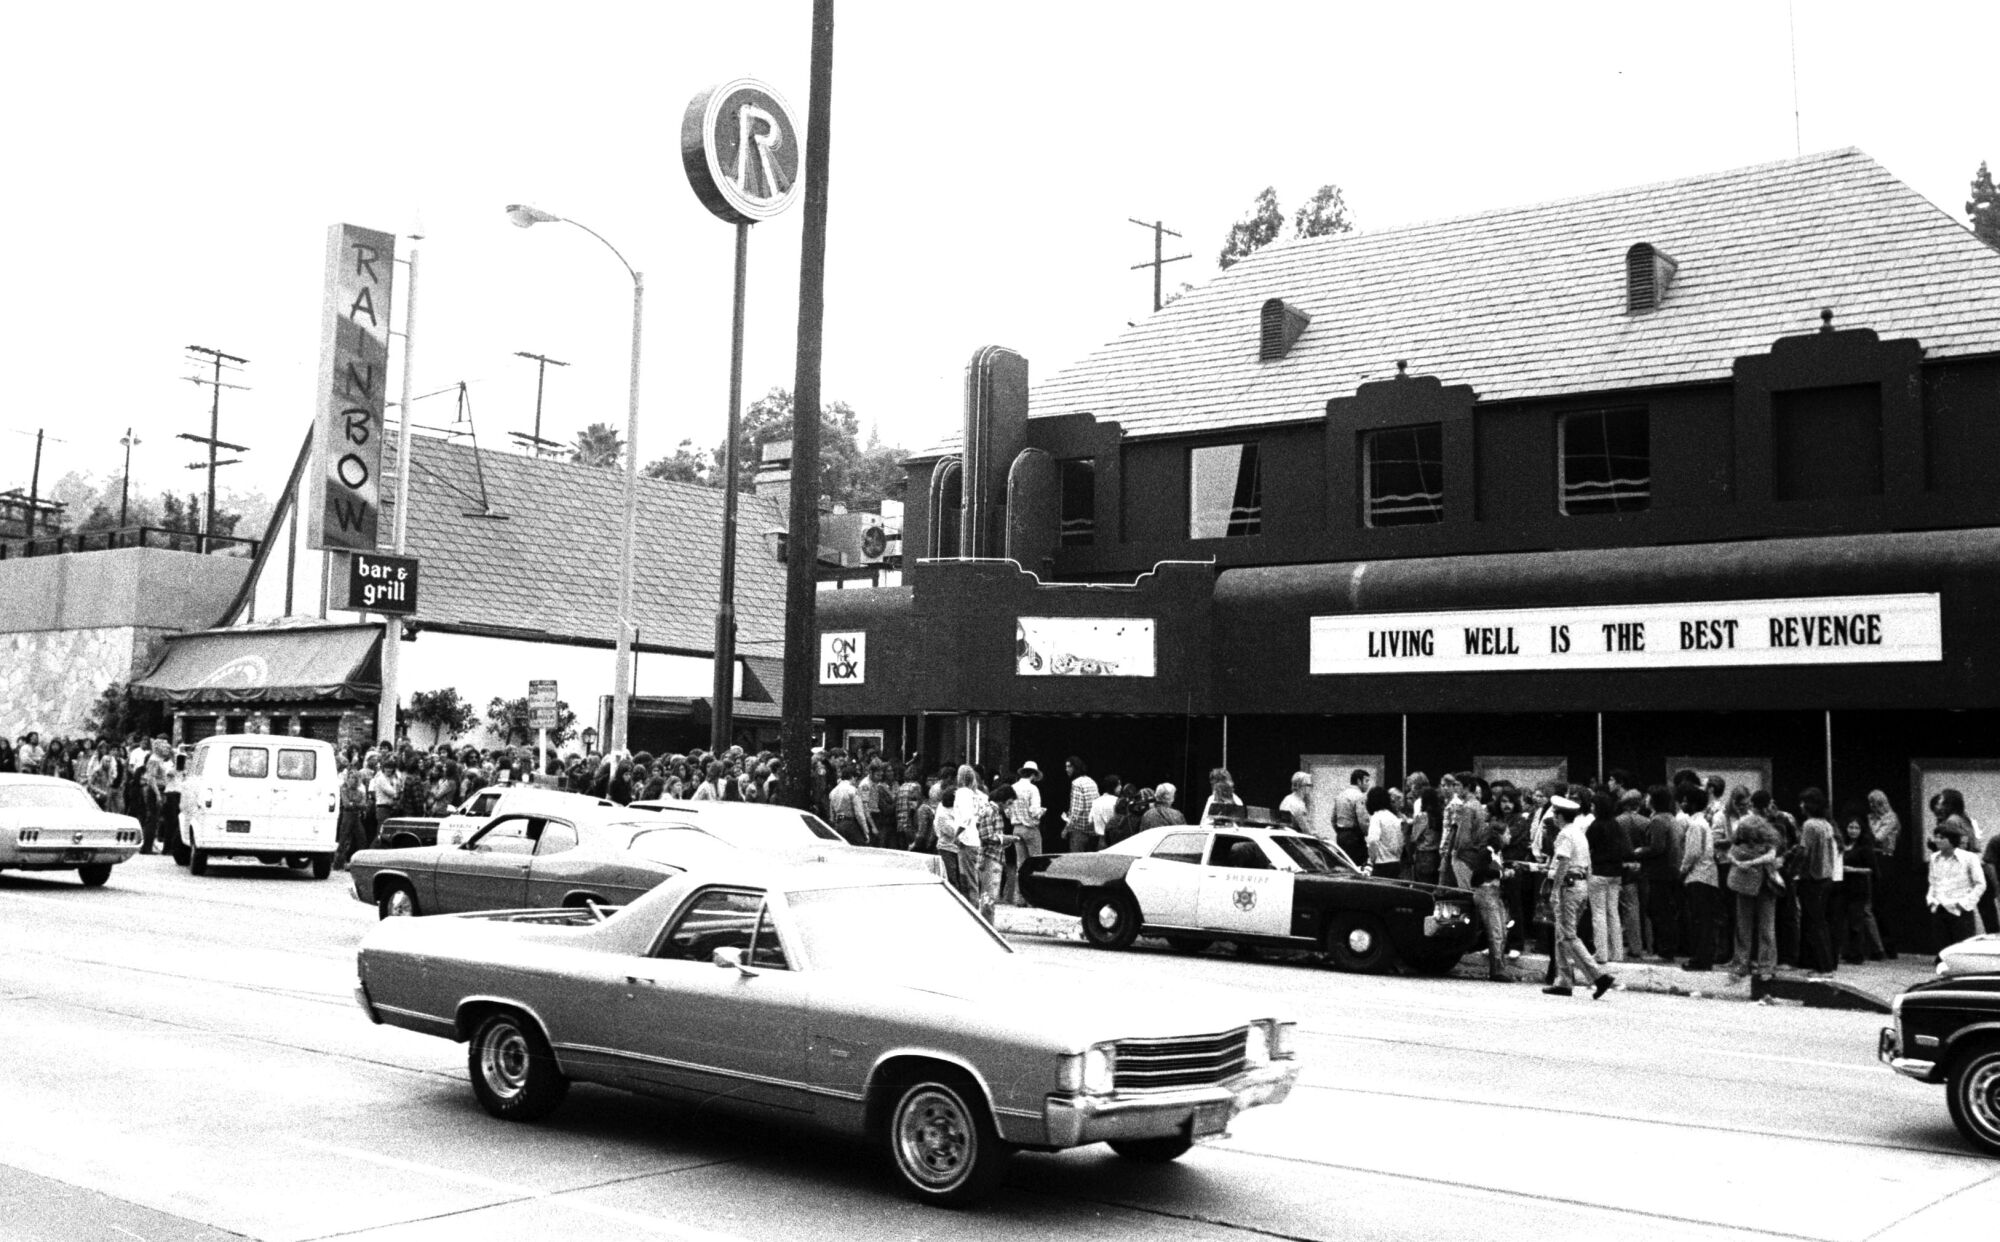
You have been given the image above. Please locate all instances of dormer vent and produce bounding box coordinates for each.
[1259,297,1311,360]
[1625,243,1679,313]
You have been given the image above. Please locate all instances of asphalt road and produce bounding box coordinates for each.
[2,854,1996,1241]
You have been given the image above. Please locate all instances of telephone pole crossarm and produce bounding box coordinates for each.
[1127,217,1192,312]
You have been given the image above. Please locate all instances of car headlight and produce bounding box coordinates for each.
[1245,1023,1270,1066]
[1432,902,1466,921]
[1082,1043,1116,1095]
[1272,1020,1296,1060]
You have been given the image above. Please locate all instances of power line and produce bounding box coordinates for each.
[1128,217,1191,313]
[183,344,249,551]
[513,350,570,456]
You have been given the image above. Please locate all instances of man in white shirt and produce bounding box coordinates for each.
[1334,770,1371,861]
[1928,823,1987,948]
[1010,762,1045,854]
[1279,772,1313,834]
[1544,796,1615,1000]
[1089,775,1123,846]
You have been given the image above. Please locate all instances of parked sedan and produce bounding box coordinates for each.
[1020,823,1481,973]
[1879,971,2000,1155]
[349,809,737,918]
[353,860,1299,1206]
[0,774,142,887]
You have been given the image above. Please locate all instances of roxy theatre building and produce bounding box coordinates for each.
[811,149,2000,884]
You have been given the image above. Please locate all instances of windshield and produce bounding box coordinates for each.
[0,783,99,812]
[785,883,1009,971]
[1272,834,1362,875]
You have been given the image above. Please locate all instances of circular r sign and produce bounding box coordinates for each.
[682,78,801,225]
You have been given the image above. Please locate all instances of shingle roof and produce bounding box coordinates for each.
[382,436,789,653]
[917,148,2000,458]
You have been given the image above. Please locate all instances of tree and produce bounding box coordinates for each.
[1970,161,2000,251]
[1218,187,1285,269]
[1293,183,1354,240]
[1218,182,1358,268]
[86,681,163,741]
[157,492,240,538]
[485,695,577,747]
[571,422,625,469]
[642,439,715,486]
[408,688,478,740]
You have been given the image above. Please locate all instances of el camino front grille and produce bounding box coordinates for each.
[1113,1028,1248,1092]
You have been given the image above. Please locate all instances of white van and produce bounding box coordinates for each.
[180,736,341,879]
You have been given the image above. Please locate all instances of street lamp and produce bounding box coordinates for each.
[118,428,141,528]
[506,203,645,754]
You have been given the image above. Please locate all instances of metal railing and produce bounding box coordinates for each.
[0,525,262,561]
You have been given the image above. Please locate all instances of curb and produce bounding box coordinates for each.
[993,910,1896,1010]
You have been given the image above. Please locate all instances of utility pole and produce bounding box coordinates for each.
[509,350,569,456]
[1128,217,1191,313]
[118,429,141,527]
[181,345,249,551]
[28,428,44,535]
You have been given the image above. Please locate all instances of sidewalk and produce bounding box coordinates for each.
[990,905,1937,1009]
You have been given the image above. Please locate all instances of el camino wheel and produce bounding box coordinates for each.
[1109,1135,1193,1163]
[467,1011,568,1122]
[377,882,419,919]
[1081,891,1141,951]
[77,863,112,888]
[1326,914,1395,973]
[1945,1041,2000,1156]
[887,1075,1011,1207]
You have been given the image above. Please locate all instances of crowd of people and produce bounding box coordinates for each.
[12,727,1997,972]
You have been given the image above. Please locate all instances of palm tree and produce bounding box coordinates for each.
[571,422,624,468]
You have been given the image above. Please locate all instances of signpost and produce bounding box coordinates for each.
[529,679,559,776]
[683,78,801,753]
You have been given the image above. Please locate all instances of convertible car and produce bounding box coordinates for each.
[354,861,1299,1206]
[1879,971,2000,1156]
[1020,822,1482,973]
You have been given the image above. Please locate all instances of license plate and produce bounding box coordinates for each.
[1192,1101,1232,1138]
[61,849,92,864]
[226,820,252,833]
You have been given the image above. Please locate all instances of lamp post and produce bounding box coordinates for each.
[118,428,140,528]
[506,203,645,754]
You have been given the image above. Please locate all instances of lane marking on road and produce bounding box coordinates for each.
[1859,1169,2000,1241]
[1696,1045,1881,1075]
[291,1140,752,1242]
[1289,1080,1991,1162]
[1178,1141,1851,1242]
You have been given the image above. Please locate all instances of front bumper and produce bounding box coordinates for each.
[1878,1025,1937,1082]
[1042,1059,1299,1148]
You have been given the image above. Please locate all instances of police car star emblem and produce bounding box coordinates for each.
[1233,887,1257,911]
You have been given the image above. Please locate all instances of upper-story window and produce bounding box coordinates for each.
[1773,384,1882,500]
[1060,458,1096,545]
[1560,407,1650,515]
[1188,443,1262,539]
[1361,423,1443,526]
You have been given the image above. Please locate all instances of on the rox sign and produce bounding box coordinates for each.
[307,222,396,551]
[680,79,801,225]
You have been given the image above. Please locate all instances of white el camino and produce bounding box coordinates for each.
[354,860,1299,1207]
[0,774,143,886]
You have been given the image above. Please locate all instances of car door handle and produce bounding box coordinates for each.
[625,975,663,987]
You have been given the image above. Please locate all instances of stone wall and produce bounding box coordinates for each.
[0,626,155,739]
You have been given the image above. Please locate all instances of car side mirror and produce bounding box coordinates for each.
[711,946,760,976]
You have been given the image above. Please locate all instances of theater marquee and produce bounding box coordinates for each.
[1309,593,1941,675]
[1017,617,1156,677]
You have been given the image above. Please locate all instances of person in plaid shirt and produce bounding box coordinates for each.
[975,785,1016,923]
[1063,756,1099,853]
[891,763,922,851]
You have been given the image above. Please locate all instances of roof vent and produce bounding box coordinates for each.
[1259,298,1311,360]
[1625,243,1679,313]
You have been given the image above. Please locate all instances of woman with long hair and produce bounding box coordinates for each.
[1838,800,1889,962]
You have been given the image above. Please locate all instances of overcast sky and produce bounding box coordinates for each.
[4,1,1994,517]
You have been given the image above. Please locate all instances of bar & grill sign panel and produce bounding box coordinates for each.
[344,552,419,615]
[1309,593,1942,675]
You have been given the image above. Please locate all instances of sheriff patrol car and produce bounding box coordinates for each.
[1020,820,1481,974]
